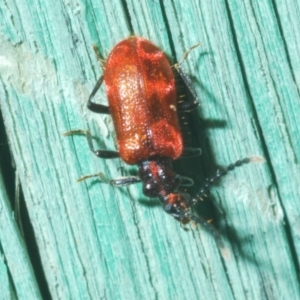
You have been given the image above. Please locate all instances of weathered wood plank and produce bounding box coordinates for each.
[0,173,41,299]
[0,0,299,299]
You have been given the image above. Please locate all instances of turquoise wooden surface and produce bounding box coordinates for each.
[0,172,41,299]
[1,0,300,299]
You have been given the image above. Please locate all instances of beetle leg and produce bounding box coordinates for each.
[87,75,110,114]
[175,64,199,112]
[77,173,141,186]
[64,130,120,159]
[109,176,141,186]
[174,43,201,112]
[182,147,202,157]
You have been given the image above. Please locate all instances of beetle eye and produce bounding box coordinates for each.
[145,183,152,190]
[146,173,153,180]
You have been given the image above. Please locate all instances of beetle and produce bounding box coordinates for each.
[65,37,262,250]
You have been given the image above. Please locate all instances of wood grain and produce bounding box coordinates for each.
[0,0,299,299]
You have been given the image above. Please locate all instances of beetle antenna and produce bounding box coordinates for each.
[195,156,264,201]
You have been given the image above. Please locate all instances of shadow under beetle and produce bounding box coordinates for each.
[65,37,262,251]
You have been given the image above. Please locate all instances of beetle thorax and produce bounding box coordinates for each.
[138,157,181,198]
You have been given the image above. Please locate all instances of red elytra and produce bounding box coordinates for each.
[65,36,260,251]
[104,37,183,164]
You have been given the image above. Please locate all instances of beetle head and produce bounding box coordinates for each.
[161,192,190,223]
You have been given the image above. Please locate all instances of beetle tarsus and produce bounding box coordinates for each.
[64,129,119,158]
[177,43,201,65]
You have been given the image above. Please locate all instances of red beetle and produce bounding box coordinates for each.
[66,37,261,250]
